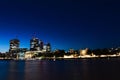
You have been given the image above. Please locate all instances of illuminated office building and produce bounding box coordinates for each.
[9,39,20,52]
[30,37,51,52]
[30,38,39,51]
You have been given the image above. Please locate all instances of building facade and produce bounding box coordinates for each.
[9,39,20,58]
[30,38,40,51]
[9,39,20,53]
[30,37,51,52]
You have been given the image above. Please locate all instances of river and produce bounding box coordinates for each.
[0,58,120,80]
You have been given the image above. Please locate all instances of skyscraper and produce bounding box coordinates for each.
[30,38,40,51]
[30,37,51,52]
[9,39,20,52]
[9,39,20,58]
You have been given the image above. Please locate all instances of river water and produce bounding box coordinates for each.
[0,58,120,80]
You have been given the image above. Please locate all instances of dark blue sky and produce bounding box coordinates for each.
[0,0,120,52]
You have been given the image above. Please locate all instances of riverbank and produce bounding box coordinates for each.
[0,54,120,60]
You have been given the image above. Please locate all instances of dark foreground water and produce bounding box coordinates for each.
[0,58,120,80]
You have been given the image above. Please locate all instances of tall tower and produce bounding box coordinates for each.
[30,38,40,51]
[9,39,20,51]
[9,39,20,53]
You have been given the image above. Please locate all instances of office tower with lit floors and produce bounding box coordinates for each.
[9,39,20,58]
[30,38,40,51]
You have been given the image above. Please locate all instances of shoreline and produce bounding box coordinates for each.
[0,55,120,60]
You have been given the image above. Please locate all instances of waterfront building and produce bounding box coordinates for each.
[30,37,51,52]
[69,48,75,54]
[80,48,88,56]
[18,48,28,59]
[30,38,40,51]
[9,39,20,58]
[8,36,51,59]
[9,39,20,54]
[9,39,20,52]
[24,50,46,59]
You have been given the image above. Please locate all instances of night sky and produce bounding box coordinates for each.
[0,0,120,52]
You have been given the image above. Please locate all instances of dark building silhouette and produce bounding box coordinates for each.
[39,40,44,50]
[46,43,51,52]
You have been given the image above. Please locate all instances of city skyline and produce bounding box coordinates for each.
[0,0,120,52]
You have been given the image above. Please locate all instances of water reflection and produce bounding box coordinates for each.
[24,60,43,80]
[0,60,9,80]
[81,59,89,80]
[7,60,25,80]
[0,59,120,80]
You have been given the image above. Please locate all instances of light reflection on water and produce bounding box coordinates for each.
[0,58,120,80]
